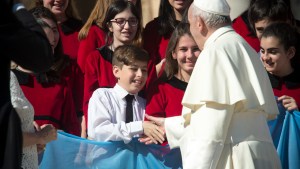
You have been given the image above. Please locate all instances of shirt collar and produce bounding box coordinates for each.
[204,26,234,49]
[114,84,137,100]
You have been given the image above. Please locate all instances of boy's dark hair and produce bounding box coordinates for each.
[261,22,299,68]
[112,45,149,68]
[248,0,294,35]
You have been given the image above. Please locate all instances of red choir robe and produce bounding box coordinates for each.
[146,76,187,118]
[14,69,81,136]
[58,18,84,116]
[83,46,116,125]
[232,13,260,52]
[143,18,171,65]
[78,24,106,73]
[268,68,300,106]
[58,18,82,60]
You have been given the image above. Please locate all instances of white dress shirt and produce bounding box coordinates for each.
[88,84,145,143]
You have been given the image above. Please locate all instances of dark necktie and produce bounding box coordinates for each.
[125,94,134,123]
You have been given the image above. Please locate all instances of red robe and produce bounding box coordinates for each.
[83,46,117,124]
[268,69,300,107]
[232,14,260,52]
[146,76,187,118]
[58,18,82,60]
[146,76,187,145]
[58,18,84,115]
[78,24,106,72]
[14,69,81,136]
[143,18,171,65]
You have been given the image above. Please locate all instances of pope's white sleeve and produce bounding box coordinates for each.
[164,106,192,149]
[165,116,185,149]
[184,102,234,169]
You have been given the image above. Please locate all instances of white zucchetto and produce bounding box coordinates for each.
[227,0,250,20]
[194,0,230,16]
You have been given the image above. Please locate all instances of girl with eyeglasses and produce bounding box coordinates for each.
[77,0,142,74]
[83,1,156,136]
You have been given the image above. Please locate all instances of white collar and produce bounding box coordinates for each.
[204,26,234,49]
[114,84,137,100]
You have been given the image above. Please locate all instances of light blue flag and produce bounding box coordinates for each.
[268,98,286,148]
[39,131,182,169]
[277,110,300,169]
[267,97,300,169]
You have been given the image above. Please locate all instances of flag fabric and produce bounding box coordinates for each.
[39,99,300,169]
[39,131,182,169]
[268,99,300,169]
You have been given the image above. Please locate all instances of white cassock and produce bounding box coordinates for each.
[165,26,282,169]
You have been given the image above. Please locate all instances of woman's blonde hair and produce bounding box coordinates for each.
[78,0,114,41]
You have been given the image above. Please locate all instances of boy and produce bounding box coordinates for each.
[248,0,294,40]
[88,45,165,144]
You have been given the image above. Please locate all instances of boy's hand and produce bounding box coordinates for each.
[278,95,298,111]
[142,121,165,144]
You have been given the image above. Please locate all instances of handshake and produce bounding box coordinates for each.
[140,114,166,145]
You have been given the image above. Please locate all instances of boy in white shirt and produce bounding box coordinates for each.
[88,45,164,144]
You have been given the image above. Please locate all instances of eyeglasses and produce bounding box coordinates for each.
[110,18,138,27]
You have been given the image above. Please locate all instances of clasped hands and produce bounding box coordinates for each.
[140,114,166,145]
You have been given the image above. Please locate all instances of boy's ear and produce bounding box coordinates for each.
[287,46,296,59]
[113,65,120,79]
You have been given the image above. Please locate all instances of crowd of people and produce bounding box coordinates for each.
[2,0,300,168]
